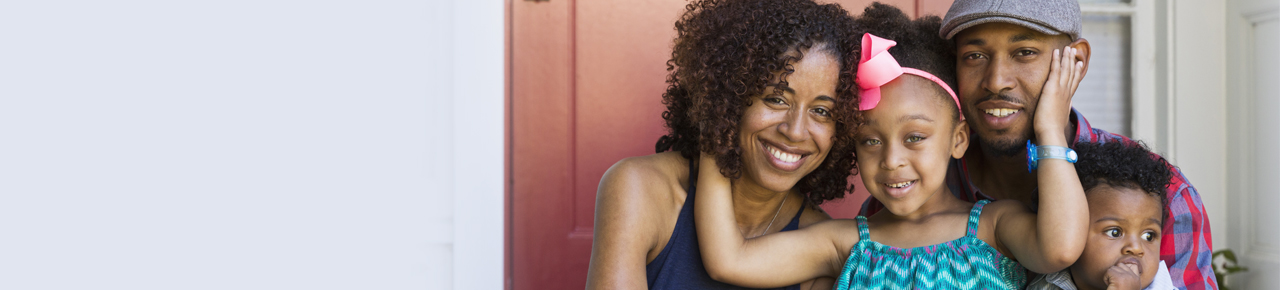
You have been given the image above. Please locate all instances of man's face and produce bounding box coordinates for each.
[953,23,1072,156]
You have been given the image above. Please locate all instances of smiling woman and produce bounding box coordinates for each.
[583,0,860,289]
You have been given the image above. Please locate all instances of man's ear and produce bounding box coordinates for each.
[1069,38,1092,79]
[951,121,969,159]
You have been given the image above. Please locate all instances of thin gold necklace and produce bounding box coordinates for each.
[750,195,788,239]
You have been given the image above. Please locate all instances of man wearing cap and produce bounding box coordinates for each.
[861,0,1217,289]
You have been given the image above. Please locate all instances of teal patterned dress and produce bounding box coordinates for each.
[833,200,1027,290]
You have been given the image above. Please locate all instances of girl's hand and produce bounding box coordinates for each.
[1104,263,1142,290]
[698,153,731,192]
[1033,46,1085,144]
[993,46,1090,274]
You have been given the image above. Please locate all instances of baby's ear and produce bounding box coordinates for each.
[951,121,969,159]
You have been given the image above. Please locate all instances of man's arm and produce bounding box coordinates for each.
[1160,167,1217,290]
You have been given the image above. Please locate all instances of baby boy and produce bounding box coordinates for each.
[1027,141,1178,290]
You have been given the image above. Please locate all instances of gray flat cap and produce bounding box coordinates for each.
[939,0,1081,40]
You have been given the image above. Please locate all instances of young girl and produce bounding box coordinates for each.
[694,4,1089,289]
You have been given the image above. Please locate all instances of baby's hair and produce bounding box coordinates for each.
[1072,141,1172,222]
[853,2,959,122]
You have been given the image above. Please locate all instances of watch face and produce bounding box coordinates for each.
[1026,141,1037,172]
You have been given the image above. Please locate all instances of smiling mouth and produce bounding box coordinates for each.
[767,145,802,163]
[761,142,809,172]
[984,108,1019,117]
[885,180,915,188]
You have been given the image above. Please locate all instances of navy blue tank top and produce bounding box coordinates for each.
[644,161,804,290]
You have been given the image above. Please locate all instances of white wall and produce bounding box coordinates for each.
[1169,0,1230,250]
[0,0,504,289]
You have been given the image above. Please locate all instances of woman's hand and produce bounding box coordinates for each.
[1033,46,1085,146]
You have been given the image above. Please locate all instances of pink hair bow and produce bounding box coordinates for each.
[856,33,962,119]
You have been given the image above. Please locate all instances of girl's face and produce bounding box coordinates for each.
[1070,184,1163,290]
[853,76,967,216]
[737,46,839,193]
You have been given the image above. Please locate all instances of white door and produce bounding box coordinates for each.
[1226,0,1280,289]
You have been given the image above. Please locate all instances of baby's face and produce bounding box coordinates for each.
[1070,184,1163,290]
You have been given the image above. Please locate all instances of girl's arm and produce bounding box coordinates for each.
[694,153,855,288]
[994,46,1090,273]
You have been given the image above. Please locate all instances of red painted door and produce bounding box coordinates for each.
[508,1,954,289]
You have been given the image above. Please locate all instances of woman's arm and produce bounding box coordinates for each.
[694,154,853,288]
[994,46,1090,274]
[585,158,665,290]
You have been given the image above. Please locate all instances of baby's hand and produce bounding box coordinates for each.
[1103,263,1141,290]
[1032,46,1085,141]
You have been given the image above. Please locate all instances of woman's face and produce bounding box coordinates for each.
[737,46,839,193]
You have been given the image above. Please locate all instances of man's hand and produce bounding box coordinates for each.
[1033,46,1085,144]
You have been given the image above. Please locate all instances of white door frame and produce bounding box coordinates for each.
[1226,0,1280,288]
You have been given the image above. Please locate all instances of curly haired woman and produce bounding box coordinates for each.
[585,0,860,289]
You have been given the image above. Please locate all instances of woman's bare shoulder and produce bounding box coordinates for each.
[601,152,688,190]
[597,152,690,218]
[588,152,692,284]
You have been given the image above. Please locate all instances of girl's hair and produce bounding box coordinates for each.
[853,3,960,122]
[1072,141,1173,222]
[654,0,860,205]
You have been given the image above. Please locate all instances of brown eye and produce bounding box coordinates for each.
[1104,228,1121,238]
[811,107,830,117]
[1142,232,1156,241]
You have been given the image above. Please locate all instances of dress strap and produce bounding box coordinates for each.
[855,216,871,241]
[966,200,991,238]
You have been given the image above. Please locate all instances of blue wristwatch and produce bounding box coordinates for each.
[1026,140,1078,172]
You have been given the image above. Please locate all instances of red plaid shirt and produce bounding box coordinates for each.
[860,109,1217,290]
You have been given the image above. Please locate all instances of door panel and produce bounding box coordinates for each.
[1230,0,1280,287]
[509,1,949,288]
[510,0,576,289]
[572,0,690,240]
[1243,19,1279,289]
[1227,0,1280,288]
